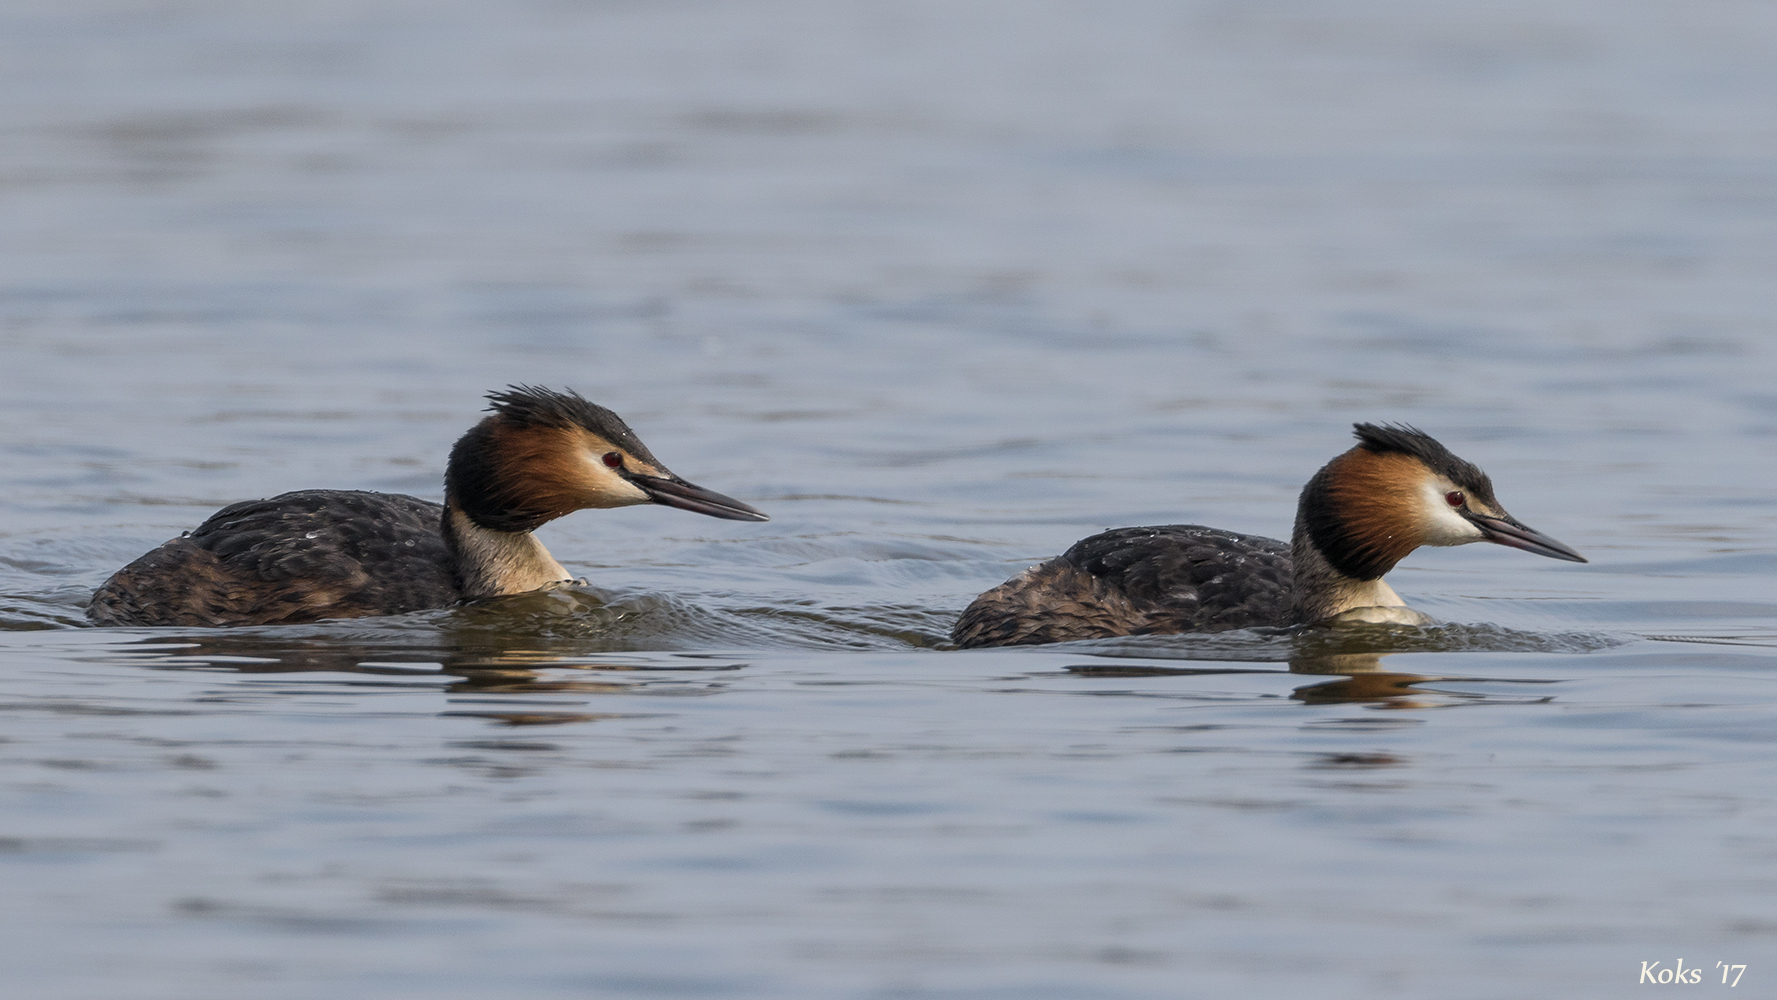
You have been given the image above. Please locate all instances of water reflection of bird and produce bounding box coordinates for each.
[953,424,1586,648]
[88,386,769,627]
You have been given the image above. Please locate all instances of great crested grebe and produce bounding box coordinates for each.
[952,423,1586,648]
[87,386,769,627]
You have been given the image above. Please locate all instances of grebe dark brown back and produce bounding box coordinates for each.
[952,423,1586,648]
[87,386,769,627]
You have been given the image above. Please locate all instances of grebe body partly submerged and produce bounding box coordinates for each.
[88,386,769,627]
[952,424,1586,648]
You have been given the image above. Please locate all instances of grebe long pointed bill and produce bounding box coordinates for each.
[628,473,770,522]
[1463,512,1587,563]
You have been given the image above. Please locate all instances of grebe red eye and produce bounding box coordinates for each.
[1445,491,1464,507]
[602,452,623,469]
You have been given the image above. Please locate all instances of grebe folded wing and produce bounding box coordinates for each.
[88,491,455,627]
[952,525,1293,648]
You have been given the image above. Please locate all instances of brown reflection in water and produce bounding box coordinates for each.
[1070,650,1555,709]
[110,623,745,722]
[441,670,633,696]
[439,711,636,727]
[1066,653,1443,707]
[1064,664,1278,678]
[1308,752,1407,769]
[1291,673,1445,707]
[1289,653,1441,708]
[1288,652,1557,708]
[1289,653,1390,676]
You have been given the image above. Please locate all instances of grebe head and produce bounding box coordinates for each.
[1298,422,1585,581]
[445,385,769,533]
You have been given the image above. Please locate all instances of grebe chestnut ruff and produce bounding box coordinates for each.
[88,386,769,627]
[951,423,1586,648]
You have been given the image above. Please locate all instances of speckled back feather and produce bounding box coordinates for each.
[951,525,1294,648]
[87,491,456,627]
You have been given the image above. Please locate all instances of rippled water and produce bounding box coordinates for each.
[3,1,1777,997]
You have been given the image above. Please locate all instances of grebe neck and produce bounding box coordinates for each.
[1288,511,1407,623]
[442,504,571,599]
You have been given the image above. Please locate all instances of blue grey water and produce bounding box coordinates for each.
[2,1,1775,997]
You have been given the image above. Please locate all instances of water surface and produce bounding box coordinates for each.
[2,1,1776,997]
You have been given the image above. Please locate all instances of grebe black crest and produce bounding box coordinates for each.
[88,386,769,627]
[951,423,1586,648]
